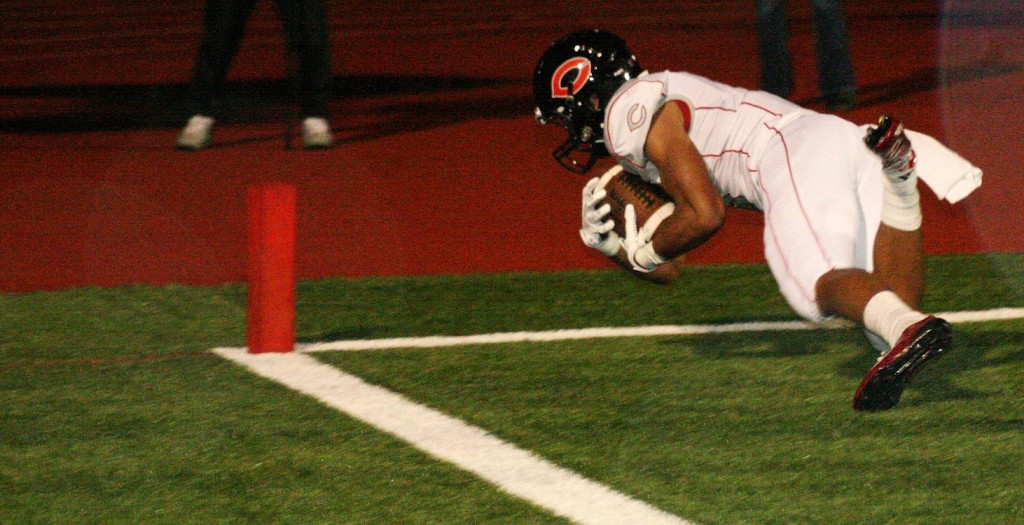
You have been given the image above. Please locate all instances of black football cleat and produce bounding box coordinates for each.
[853,316,952,411]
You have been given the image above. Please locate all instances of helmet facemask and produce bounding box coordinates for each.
[535,94,607,174]
[552,132,605,174]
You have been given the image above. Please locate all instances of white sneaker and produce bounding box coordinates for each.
[301,117,333,149]
[176,115,214,150]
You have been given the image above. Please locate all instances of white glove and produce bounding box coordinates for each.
[580,176,620,256]
[622,204,665,272]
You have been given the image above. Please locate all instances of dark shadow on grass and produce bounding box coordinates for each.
[664,324,1022,409]
[671,329,842,358]
[296,327,385,344]
[946,417,1024,432]
[837,328,1024,407]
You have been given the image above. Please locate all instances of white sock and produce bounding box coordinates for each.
[862,291,927,350]
[880,172,921,231]
[863,328,890,355]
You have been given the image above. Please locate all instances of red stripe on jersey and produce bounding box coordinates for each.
[694,106,736,112]
[740,101,783,117]
[759,122,834,306]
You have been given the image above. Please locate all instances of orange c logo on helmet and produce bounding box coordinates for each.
[551,57,592,99]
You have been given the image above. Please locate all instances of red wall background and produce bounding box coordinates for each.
[1,0,1021,293]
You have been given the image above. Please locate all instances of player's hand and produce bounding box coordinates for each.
[580,177,620,256]
[622,204,664,272]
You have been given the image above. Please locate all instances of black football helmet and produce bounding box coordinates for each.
[533,29,643,174]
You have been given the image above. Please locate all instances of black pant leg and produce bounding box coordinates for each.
[273,0,332,119]
[184,0,260,116]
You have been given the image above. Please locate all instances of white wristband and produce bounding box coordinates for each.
[631,243,665,272]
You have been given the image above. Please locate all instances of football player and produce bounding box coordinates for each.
[534,29,962,411]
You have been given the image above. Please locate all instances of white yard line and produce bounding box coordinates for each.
[213,306,1024,525]
[295,307,1024,353]
[213,347,694,525]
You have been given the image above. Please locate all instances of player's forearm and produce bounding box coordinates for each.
[650,204,724,260]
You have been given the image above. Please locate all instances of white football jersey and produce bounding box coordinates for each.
[603,70,811,211]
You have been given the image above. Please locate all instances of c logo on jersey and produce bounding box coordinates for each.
[551,57,591,99]
[627,103,647,131]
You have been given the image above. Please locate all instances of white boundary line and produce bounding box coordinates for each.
[213,347,694,525]
[212,307,1024,525]
[295,307,1024,353]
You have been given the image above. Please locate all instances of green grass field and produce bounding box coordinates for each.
[2,253,1023,524]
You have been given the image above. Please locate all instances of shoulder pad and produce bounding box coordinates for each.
[604,77,665,173]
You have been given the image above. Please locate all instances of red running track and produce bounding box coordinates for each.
[1,0,1022,292]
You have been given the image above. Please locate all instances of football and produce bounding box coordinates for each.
[597,165,675,238]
